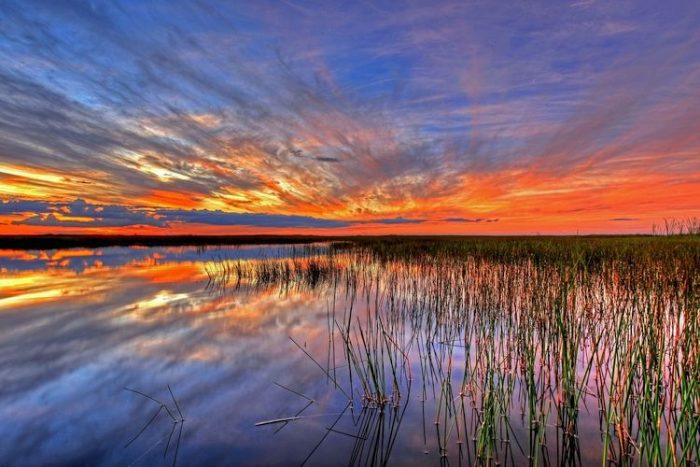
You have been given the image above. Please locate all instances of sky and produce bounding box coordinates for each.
[1,0,699,235]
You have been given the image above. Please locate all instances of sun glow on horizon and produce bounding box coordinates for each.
[0,1,698,235]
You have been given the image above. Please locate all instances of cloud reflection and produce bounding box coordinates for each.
[0,244,344,465]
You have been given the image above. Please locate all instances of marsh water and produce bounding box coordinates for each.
[0,242,697,466]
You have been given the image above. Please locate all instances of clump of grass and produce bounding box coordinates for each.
[239,236,700,465]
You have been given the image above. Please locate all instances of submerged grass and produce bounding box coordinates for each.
[237,236,700,465]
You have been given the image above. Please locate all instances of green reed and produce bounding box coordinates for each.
[241,236,700,465]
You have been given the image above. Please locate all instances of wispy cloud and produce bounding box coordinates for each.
[0,1,699,233]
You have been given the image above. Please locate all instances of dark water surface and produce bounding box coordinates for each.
[0,244,696,466]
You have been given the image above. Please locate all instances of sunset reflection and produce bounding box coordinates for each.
[0,244,343,465]
[1,241,698,465]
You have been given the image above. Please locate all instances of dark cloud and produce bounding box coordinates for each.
[11,199,163,227]
[368,217,426,225]
[7,198,430,229]
[0,200,52,214]
[315,157,341,163]
[11,199,348,229]
[444,217,499,223]
[160,209,350,228]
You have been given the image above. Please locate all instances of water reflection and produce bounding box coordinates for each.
[0,244,341,465]
[0,244,697,466]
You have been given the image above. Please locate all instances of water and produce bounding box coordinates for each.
[0,244,696,465]
[0,245,351,465]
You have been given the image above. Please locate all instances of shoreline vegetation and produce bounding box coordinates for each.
[1,232,699,251]
[2,234,698,463]
[210,236,700,464]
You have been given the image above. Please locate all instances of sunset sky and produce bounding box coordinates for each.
[1,0,699,235]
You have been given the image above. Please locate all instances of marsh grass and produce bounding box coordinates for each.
[239,236,700,465]
[123,385,185,467]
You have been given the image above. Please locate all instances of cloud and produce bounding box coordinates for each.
[0,200,52,214]
[315,157,341,163]
[160,209,350,228]
[365,217,426,225]
[13,199,164,227]
[6,198,429,229]
[444,217,499,223]
[1,1,699,231]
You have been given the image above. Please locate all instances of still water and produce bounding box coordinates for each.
[0,244,695,466]
[1,245,356,465]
